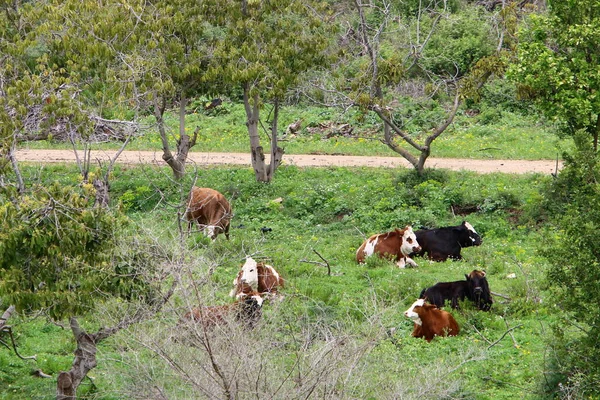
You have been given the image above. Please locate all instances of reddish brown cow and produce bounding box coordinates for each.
[183,292,263,329]
[185,187,232,240]
[404,298,460,342]
[230,257,284,299]
[356,226,422,268]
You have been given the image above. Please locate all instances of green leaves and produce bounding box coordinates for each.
[508,4,600,145]
[0,183,130,319]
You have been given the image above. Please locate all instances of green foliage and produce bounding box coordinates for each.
[508,2,600,144]
[0,182,151,319]
[421,8,496,77]
[540,146,600,395]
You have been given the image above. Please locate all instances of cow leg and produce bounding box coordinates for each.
[396,258,407,268]
[405,257,418,267]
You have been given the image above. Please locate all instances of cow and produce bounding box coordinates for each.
[183,292,264,329]
[419,269,493,311]
[412,221,482,261]
[356,225,422,268]
[230,257,284,299]
[404,298,460,342]
[185,187,232,240]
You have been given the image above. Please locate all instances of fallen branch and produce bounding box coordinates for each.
[0,305,37,361]
[491,291,511,300]
[300,249,331,276]
[487,324,523,350]
[503,317,519,348]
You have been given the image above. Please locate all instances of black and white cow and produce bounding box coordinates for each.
[412,221,482,261]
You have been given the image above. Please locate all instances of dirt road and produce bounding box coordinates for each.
[15,149,563,175]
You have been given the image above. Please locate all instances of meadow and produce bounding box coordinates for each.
[0,158,565,399]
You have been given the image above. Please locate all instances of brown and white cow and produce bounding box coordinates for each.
[183,292,264,329]
[230,257,284,299]
[185,187,232,240]
[404,298,460,342]
[356,226,422,268]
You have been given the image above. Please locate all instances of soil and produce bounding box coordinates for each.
[15,149,563,175]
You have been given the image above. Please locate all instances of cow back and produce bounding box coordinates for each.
[186,187,232,239]
[420,281,468,309]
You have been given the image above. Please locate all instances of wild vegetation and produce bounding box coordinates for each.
[2,0,600,399]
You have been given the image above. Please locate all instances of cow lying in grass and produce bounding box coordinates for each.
[420,270,493,311]
[356,226,422,268]
[230,257,284,299]
[183,292,264,329]
[404,298,460,342]
[412,221,482,261]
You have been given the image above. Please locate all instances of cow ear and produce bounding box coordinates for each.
[481,270,486,277]
[465,274,469,280]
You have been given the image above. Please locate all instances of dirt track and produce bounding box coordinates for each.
[15,149,563,175]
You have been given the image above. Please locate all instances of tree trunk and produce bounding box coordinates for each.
[154,92,198,180]
[57,319,98,400]
[7,143,25,194]
[243,86,283,182]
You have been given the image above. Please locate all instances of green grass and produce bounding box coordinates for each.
[1,163,563,399]
[21,102,573,160]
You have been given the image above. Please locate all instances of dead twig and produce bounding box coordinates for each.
[491,291,511,300]
[487,324,523,350]
[1,305,37,361]
[300,249,331,276]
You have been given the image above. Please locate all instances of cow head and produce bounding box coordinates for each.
[399,226,422,256]
[239,257,260,289]
[465,269,493,310]
[460,221,482,247]
[404,298,426,326]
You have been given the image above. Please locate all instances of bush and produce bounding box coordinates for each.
[541,146,600,396]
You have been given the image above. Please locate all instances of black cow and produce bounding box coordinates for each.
[413,221,482,261]
[419,270,493,311]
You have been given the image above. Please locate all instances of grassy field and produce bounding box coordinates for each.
[21,101,572,161]
[0,161,564,399]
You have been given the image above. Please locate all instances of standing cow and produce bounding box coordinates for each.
[413,221,482,261]
[419,269,493,311]
[185,187,232,240]
[356,226,422,268]
[230,257,285,299]
[404,298,460,342]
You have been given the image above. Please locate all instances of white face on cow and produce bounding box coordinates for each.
[400,226,420,256]
[463,221,481,244]
[404,298,425,326]
[240,257,259,288]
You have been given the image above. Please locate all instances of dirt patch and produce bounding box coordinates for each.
[15,149,563,175]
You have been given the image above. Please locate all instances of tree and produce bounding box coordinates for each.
[509,1,600,395]
[202,0,332,182]
[508,0,600,152]
[34,0,215,181]
[324,1,506,174]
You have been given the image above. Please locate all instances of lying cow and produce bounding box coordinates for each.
[404,298,460,342]
[413,221,482,261]
[420,269,493,311]
[356,226,421,268]
[230,257,284,299]
[185,187,232,240]
[183,292,264,329]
